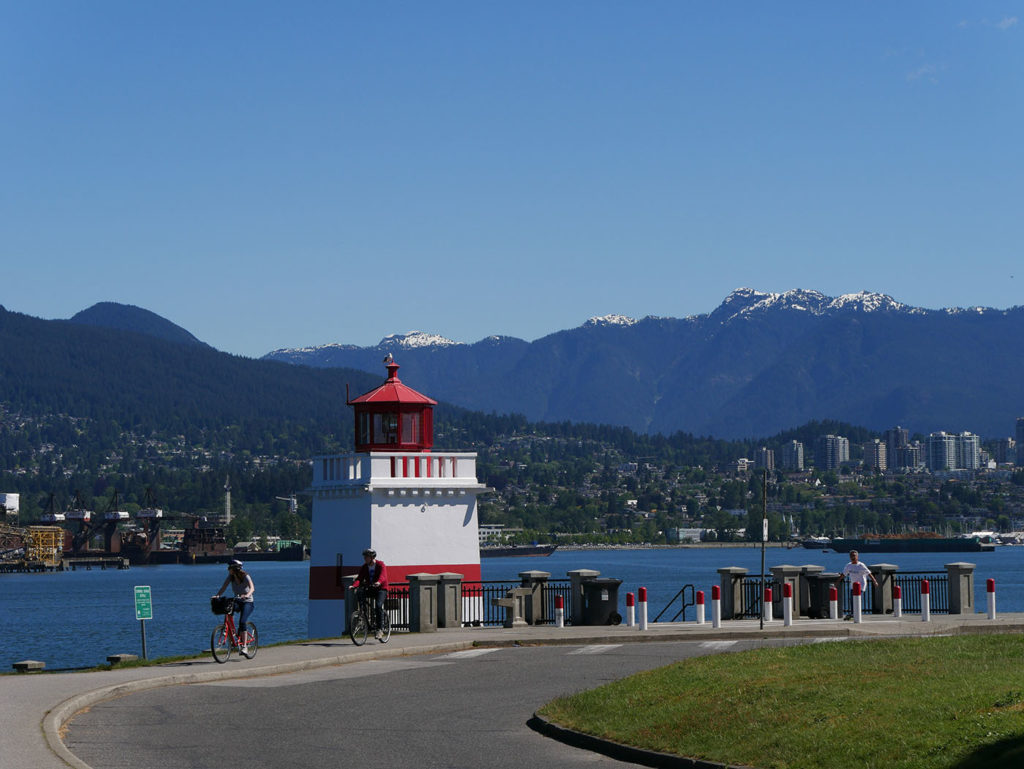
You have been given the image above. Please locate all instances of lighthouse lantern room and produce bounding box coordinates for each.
[307,355,486,638]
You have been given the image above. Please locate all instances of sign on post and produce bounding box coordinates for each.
[134,585,153,621]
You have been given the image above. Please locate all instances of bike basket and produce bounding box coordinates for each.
[210,596,235,615]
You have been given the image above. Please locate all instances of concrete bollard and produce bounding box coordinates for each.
[987,578,996,620]
[763,586,773,623]
[626,591,635,627]
[893,585,902,618]
[696,590,705,625]
[555,594,564,628]
[638,586,648,631]
[783,583,792,627]
[829,585,838,620]
[921,579,931,622]
[711,584,721,628]
[852,582,863,623]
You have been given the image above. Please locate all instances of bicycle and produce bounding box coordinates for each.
[349,586,391,646]
[210,596,259,663]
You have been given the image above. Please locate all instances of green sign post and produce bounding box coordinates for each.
[134,586,152,658]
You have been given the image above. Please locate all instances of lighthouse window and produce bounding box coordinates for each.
[402,412,420,444]
[374,413,399,444]
[358,413,371,446]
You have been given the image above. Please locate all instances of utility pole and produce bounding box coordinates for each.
[759,469,767,630]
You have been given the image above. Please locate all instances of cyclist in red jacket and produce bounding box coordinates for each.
[350,548,388,640]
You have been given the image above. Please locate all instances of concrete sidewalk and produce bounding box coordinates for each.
[5,612,1024,769]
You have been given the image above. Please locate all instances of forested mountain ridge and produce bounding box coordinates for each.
[265,288,1024,439]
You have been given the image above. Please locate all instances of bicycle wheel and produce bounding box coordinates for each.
[350,610,368,646]
[240,624,258,659]
[378,610,391,643]
[211,624,232,663]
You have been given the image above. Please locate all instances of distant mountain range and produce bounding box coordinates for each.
[263,288,1024,440]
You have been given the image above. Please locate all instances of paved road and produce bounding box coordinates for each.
[64,638,796,768]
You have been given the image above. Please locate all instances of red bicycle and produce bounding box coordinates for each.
[210,596,259,663]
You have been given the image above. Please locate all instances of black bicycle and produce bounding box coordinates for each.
[349,586,391,646]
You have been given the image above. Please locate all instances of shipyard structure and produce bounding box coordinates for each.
[307,357,488,638]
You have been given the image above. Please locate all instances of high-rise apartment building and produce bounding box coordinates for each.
[814,435,849,470]
[996,437,1016,464]
[780,440,804,471]
[863,439,887,472]
[957,432,981,470]
[926,432,958,471]
[884,426,910,469]
[754,447,775,472]
[926,431,980,472]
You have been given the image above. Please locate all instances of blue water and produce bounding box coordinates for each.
[3,547,1022,671]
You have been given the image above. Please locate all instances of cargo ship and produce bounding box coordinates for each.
[480,544,558,558]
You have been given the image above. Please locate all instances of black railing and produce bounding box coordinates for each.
[459,579,574,626]
[386,582,411,630]
[651,584,696,622]
[892,572,949,614]
[541,581,573,624]
[737,576,782,619]
[461,580,520,626]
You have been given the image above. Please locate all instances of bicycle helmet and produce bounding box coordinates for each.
[229,559,244,568]
[362,548,376,558]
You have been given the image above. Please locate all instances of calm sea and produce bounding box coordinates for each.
[3,546,1023,671]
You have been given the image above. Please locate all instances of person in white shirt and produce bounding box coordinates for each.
[837,550,877,618]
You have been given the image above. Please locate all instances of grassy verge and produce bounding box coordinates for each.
[538,635,1024,769]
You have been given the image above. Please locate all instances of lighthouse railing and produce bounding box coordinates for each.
[312,451,480,486]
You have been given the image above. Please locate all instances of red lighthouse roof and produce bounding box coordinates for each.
[347,357,438,407]
[348,355,435,452]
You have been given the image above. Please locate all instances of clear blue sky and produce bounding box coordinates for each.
[2,3,1021,357]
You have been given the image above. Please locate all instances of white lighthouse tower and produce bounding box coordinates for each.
[307,356,487,638]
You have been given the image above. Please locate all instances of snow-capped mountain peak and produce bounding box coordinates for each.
[377,331,462,349]
[584,314,638,328]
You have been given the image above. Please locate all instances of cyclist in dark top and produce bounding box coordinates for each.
[214,559,255,650]
[350,548,388,640]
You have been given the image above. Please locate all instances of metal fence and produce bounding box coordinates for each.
[460,579,574,627]
[735,572,951,619]
[385,583,411,631]
[891,571,949,614]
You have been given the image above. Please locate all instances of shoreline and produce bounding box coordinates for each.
[557,541,800,551]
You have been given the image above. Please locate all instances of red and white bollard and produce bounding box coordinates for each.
[987,578,996,620]
[921,579,931,622]
[711,584,721,628]
[828,585,839,620]
[852,582,863,624]
[626,592,635,627]
[555,594,564,628]
[763,586,773,623]
[638,586,648,631]
[783,582,793,627]
[696,590,706,625]
[893,585,902,618]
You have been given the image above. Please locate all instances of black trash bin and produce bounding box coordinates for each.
[805,572,841,618]
[581,578,622,625]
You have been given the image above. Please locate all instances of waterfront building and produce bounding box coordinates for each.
[780,440,804,471]
[814,435,849,470]
[307,357,488,638]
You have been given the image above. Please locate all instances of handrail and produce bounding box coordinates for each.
[651,584,696,623]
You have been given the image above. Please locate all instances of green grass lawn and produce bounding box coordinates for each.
[538,635,1024,769]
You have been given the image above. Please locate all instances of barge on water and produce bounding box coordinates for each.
[829,536,995,553]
